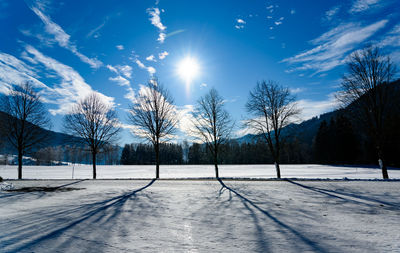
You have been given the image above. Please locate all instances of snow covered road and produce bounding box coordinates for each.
[1,179,400,252]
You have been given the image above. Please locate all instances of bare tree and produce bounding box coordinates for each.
[0,83,50,179]
[64,93,120,179]
[128,78,178,178]
[337,46,397,179]
[246,80,300,178]
[191,88,234,178]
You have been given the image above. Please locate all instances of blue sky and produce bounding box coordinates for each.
[1,0,399,144]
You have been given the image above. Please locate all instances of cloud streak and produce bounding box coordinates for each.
[282,20,388,74]
[135,59,156,75]
[24,45,113,115]
[349,0,381,13]
[30,6,102,68]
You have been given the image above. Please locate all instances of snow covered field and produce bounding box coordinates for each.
[1,179,400,252]
[1,164,400,179]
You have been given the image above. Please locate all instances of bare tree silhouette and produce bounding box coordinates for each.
[64,93,120,179]
[191,88,234,178]
[0,82,51,179]
[128,78,178,178]
[246,80,300,178]
[337,46,397,179]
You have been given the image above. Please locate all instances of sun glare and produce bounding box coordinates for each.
[177,57,199,83]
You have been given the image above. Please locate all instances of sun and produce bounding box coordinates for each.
[177,56,199,83]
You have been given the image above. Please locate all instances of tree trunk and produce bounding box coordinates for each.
[275,162,281,179]
[17,149,23,179]
[155,141,160,179]
[377,146,389,179]
[214,152,219,178]
[92,152,97,179]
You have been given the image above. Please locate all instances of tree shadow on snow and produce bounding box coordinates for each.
[0,179,88,200]
[1,179,156,253]
[285,179,400,210]
[217,179,330,253]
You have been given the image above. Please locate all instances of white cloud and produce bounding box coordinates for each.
[275,17,284,26]
[124,87,135,102]
[235,18,246,29]
[147,66,156,75]
[107,64,135,101]
[290,9,296,15]
[176,104,196,138]
[290,87,304,94]
[282,20,388,74]
[158,51,169,60]
[325,6,340,21]
[109,76,130,87]
[157,32,166,43]
[13,45,114,115]
[106,64,118,74]
[135,59,156,75]
[118,65,132,79]
[349,0,381,13]
[0,51,49,95]
[200,83,207,89]
[30,6,102,69]
[377,24,400,48]
[135,59,145,69]
[107,64,132,79]
[297,94,338,121]
[147,7,166,31]
[146,55,156,62]
[147,7,167,43]
[116,45,124,50]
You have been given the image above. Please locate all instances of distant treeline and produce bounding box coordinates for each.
[119,112,400,167]
[121,143,184,165]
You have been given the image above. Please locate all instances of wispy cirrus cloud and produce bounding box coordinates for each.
[0,51,49,94]
[282,19,388,74]
[29,6,102,68]
[107,64,132,82]
[135,59,156,75]
[24,45,113,114]
[106,64,136,101]
[349,0,381,13]
[147,7,166,43]
[324,6,340,21]
[0,45,113,115]
[109,75,130,87]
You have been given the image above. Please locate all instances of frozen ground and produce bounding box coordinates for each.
[1,179,400,252]
[1,164,400,179]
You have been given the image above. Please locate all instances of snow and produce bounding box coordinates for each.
[1,179,400,252]
[0,182,14,190]
[0,164,399,179]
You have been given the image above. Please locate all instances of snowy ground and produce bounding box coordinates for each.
[1,164,400,179]
[1,179,400,252]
